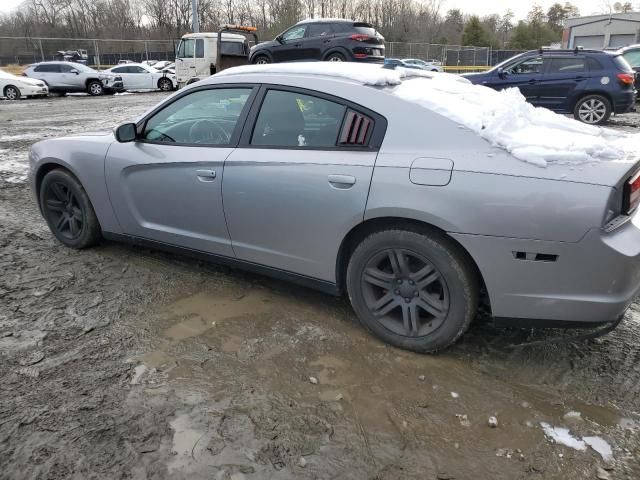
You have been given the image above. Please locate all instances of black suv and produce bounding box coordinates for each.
[617,44,640,94]
[249,19,385,64]
[464,48,636,125]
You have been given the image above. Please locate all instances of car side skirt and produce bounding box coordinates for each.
[102,232,341,296]
[493,317,611,329]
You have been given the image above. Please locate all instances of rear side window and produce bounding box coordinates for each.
[111,66,127,73]
[614,55,634,73]
[34,64,60,73]
[331,23,353,34]
[623,49,640,68]
[195,39,204,58]
[353,23,377,36]
[306,23,333,38]
[587,57,603,71]
[251,90,347,148]
[547,57,586,73]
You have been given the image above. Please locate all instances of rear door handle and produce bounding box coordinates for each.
[196,169,216,181]
[328,174,356,189]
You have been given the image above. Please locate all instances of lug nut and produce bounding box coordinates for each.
[405,298,411,303]
[414,291,419,297]
[395,289,400,295]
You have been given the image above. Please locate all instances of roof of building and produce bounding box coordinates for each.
[565,12,640,27]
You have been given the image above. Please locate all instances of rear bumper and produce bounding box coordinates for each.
[451,215,640,325]
[613,90,636,113]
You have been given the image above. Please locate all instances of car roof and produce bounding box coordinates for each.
[295,18,372,26]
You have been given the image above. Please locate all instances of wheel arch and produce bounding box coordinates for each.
[322,47,350,61]
[335,216,490,313]
[3,84,19,95]
[85,77,101,88]
[570,90,614,111]
[34,161,85,214]
[157,76,173,89]
[250,51,273,63]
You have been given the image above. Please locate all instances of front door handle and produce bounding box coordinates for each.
[328,174,356,189]
[528,79,536,84]
[196,169,216,181]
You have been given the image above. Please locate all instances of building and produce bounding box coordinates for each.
[563,12,640,49]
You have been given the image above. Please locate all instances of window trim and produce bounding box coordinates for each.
[135,83,259,148]
[238,84,387,152]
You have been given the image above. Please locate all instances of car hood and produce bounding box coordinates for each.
[0,71,44,86]
[251,40,279,53]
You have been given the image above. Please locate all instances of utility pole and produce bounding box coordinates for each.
[191,0,199,33]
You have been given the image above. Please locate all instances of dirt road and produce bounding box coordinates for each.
[1,93,639,480]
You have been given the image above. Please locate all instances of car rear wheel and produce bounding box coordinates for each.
[326,52,346,62]
[4,85,20,100]
[40,169,101,249]
[574,94,611,125]
[158,77,173,91]
[87,80,104,96]
[252,55,271,65]
[346,229,478,352]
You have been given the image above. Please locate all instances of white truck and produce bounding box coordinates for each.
[175,27,257,88]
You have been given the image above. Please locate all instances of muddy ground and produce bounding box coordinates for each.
[1,93,639,480]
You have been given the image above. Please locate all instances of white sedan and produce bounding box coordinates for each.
[0,69,48,100]
[105,63,176,92]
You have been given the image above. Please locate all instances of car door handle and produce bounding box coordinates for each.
[328,174,356,189]
[528,79,536,84]
[575,76,585,81]
[294,43,302,47]
[196,169,216,181]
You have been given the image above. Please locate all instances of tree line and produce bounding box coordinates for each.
[0,0,607,49]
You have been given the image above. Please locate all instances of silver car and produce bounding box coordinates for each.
[24,61,124,96]
[28,64,640,352]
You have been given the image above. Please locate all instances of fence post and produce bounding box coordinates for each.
[473,48,476,67]
[409,43,412,57]
[93,39,101,68]
[38,38,44,62]
[144,41,149,61]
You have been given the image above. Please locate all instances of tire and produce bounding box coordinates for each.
[325,52,346,62]
[158,77,173,91]
[346,229,479,353]
[87,80,104,96]
[4,85,21,100]
[252,55,271,65]
[39,169,101,249]
[574,94,611,125]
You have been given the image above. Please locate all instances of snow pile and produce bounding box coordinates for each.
[540,422,587,451]
[217,62,444,86]
[393,75,640,167]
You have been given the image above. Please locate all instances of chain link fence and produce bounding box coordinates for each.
[0,36,525,71]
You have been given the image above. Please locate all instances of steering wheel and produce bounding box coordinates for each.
[189,120,229,144]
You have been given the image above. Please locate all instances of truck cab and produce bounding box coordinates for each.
[175,32,250,88]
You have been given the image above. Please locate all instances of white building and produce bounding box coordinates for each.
[563,12,640,49]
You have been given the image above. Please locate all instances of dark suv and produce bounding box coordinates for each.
[464,49,636,124]
[249,19,385,64]
[617,44,640,94]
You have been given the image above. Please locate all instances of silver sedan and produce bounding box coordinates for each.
[28,63,640,352]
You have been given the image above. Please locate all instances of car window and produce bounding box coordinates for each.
[282,26,306,42]
[177,39,195,58]
[507,57,543,74]
[331,23,352,34]
[59,64,75,73]
[111,66,127,73]
[547,57,586,73]
[622,50,640,68]
[130,66,147,73]
[35,64,60,73]
[143,88,251,145]
[251,90,347,148]
[196,39,204,58]
[305,24,333,38]
[587,57,603,71]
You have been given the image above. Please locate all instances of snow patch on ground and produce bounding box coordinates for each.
[540,422,587,451]
[583,436,614,462]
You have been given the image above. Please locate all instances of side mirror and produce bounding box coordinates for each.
[70,68,79,75]
[497,68,507,79]
[276,35,283,44]
[115,123,137,143]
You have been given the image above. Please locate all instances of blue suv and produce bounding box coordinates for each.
[464,49,636,125]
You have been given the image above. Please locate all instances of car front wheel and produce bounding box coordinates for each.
[574,94,611,125]
[346,229,478,353]
[87,80,104,96]
[252,55,270,65]
[40,169,101,249]
[158,77,173,91]
[4,85,21,100]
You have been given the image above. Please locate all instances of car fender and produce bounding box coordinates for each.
[249,50,273,63]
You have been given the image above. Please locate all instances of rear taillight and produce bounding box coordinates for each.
[353,53,367,59]
[623,170,640,214]
[617,73,635,86]
[350,34,370,42]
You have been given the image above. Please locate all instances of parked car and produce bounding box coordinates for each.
[384,58,443,72]
[403,58,444,72]
[0,68,48,100]
[616,44,640,94]
[464,48,636,125]
[105,63,176,91]
[29,63,640,353]
[24,62,124,96]
[152,60,173,71]
[118,59,135,65]
[249,19,385,64]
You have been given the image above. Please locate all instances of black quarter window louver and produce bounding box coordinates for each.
[339,110,373,146]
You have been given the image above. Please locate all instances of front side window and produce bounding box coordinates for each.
[507,57,543,74]
[251,90,347,148]
[547,57,586,73]
[59,64,75,73]
[35,64,60,73]
[177,39,195,58]
[282,26,306,42]
[143,88,252,145]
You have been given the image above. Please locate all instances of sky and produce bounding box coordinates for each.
[0,0,627,18]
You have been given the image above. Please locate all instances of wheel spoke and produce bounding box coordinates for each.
[388,250,409,276]
[363,267,394,289]
[401,303,420,336]
[417,292,446,318]
[68,217,78,236]
[372,292,399,316]
[45,199,64,212]
[50,183,66,201]
[411,265,439,288]
[56,214,69,231]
